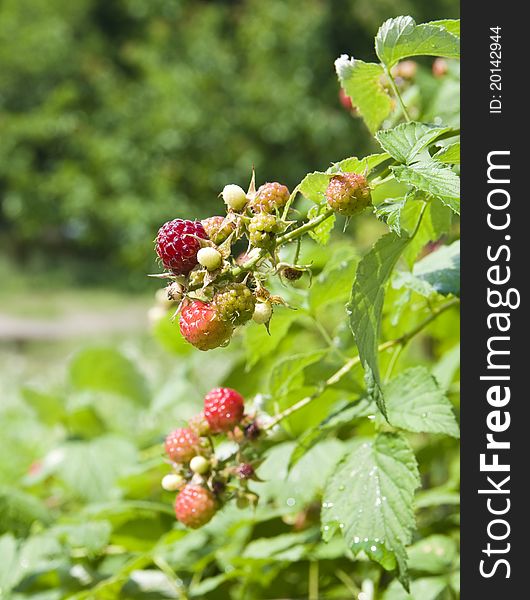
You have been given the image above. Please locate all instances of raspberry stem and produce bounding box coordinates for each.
[263,298,459,430]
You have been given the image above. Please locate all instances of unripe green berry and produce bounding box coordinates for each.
[248,213,279,248]
[190,455,210,475]
[161,473,185,491]
[214,283,256,325]
[222,184,247,211]
[252,302,272,324]
[197,247,222,271]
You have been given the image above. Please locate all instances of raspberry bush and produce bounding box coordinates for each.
[3,15,460,600]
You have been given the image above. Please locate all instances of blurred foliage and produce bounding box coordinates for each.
[0,0,457,282]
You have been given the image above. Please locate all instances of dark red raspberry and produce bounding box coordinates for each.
[325,173,372,216]
[174,485,217,529]
[250,182,290,213]
[179,300,234,351]
[165,427,201,463]
[204,387,245,433]
[156,219,207,275]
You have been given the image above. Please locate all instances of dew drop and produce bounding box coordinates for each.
[370,545,377,552]
[286,497,296,507]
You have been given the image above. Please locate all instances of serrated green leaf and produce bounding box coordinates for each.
[376,16,460,68]
[307,203,336,245]
[386,367,459,437]
[335,56,392,132]
[322,433,420,588]
[70,347,149,406]
[376,122,452,164]
[433,142,460,164]
[392,162,460,215]
[269,350,326,400]
[348,233,410,417]
[374,198,407,235]
[428,19,460,38]
[299,171,332,204]
[329,153,390,175]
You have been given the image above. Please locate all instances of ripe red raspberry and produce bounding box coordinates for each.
[156,219,207,275]
[204,387,245,432]
[174,485,217,529]
[179,300,234,351]
[250,182,290,213]
[201,216,235,245]
[325,173,372,217]
[213,283,256,325]
[165,427,201,463]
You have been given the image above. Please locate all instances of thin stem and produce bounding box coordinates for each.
[277,208,334,245]
[384,66,412,122]
[384,344,403,383]
[334,569,359,597]
[309,561,319,600]
[311,316,348,361]
[264,298,458,430]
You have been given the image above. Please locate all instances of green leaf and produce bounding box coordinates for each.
[428,19,460,38]
[376,122,452,164]
[396,241,460,298]
[243,531,314,561]
[386,367,459,437]
[400,199,453,268]
[0,486,51,536]
[57,436,138,502]
[21,387,66,425]
[375,16,460,68]
[392,162,460,215]
[335,56,392,132]
[299,172,332,204]
[348,233,410,417]
[70,347,149,406]
[330,153,390,175]
[244,308,299,369]
[374,198,407,235]
[414,240,460,296]
[0,534,19,594]
[307,203,336,245]
[382,576,448,600]
[269,350,326,400]
[433,142,460,164]
[310,248,357,310]
[289,399,373,470]
[322,433,420,588]
[408,535,458,574]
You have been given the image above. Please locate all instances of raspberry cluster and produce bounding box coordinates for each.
[150,171,371,350]
[161,387,260,528]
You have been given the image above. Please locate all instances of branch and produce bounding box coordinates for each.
[263,298,459,430]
